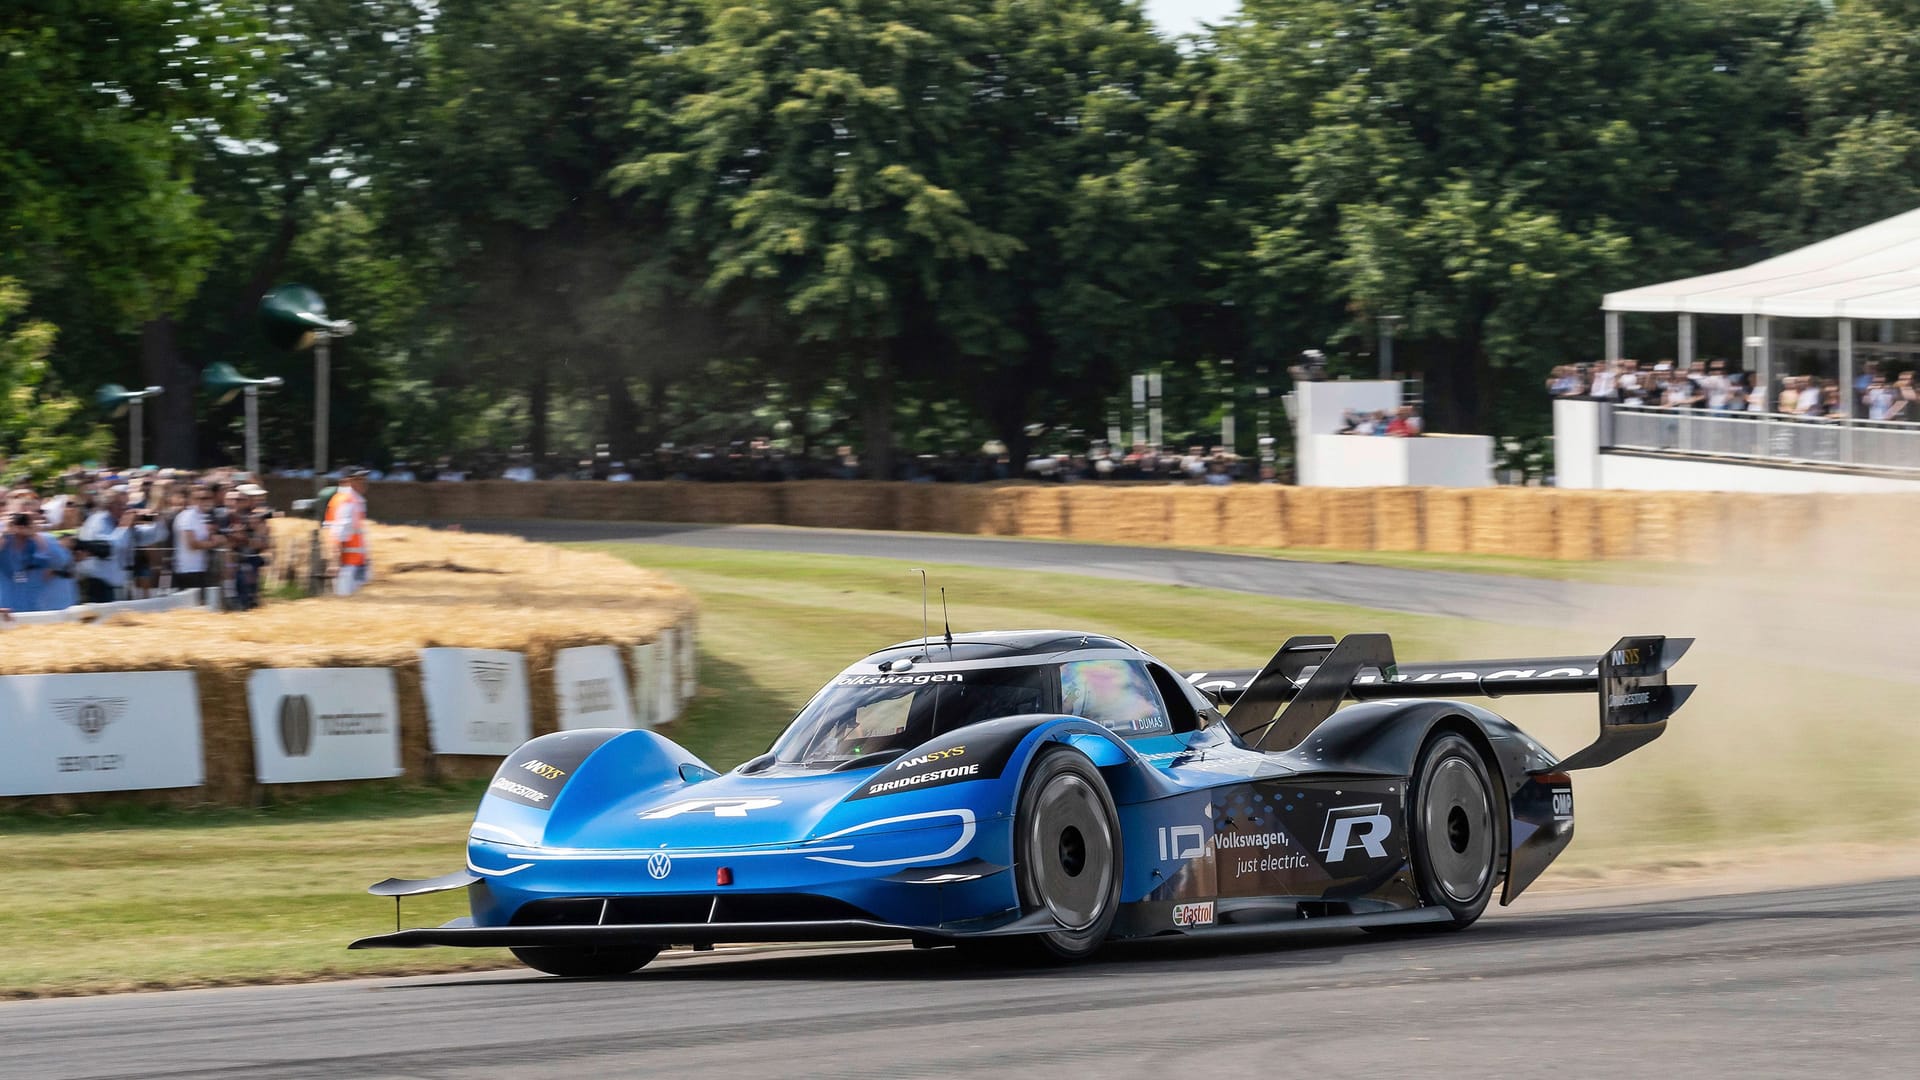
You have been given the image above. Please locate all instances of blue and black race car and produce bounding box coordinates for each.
[351,629,1692,973]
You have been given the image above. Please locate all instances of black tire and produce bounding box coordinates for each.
[1002,747,1123,962]
[1407,731,1500,929]
[509,944,661,978]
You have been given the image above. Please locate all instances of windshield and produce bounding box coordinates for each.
[771,667,1052,769]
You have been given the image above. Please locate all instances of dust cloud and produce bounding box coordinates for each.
[1443,498,1920,856]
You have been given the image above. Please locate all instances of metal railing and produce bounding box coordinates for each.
[1606,405,1920,473]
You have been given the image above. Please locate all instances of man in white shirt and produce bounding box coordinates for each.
[77,487,166,603]
[1588,361,1618,401]
[170,486,221,592]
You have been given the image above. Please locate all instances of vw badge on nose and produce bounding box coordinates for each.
[646,852,672,880]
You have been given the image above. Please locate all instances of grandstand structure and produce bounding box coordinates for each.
[1562,207,1920,492]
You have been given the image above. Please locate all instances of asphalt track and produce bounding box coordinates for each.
[472,518,1612,625]
[470,519,1916,681]
[5,877,1914,1079]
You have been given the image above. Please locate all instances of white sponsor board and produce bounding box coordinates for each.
[419,648,532,754]
[0,671,204,796]
[676,612,698,702]
[631,640,664,729]
[248,668,402,784]
[555,645,638,730]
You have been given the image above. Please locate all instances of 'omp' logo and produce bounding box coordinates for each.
[278,695,314,757]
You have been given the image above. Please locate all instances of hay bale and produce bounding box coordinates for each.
[0,524,696,807]
[1591,491,1638,560]
[1370,488,1424,552]
[1505,488,1561,560]
[1320,489,1375,551]
[1277,488,1329,548]
[1553,492,1601,562]
[1220,487,1286,549]
[1167,488,1226,547]
[1012,487,1068,538]
[1420,488,1470,554]
[1462,489,1512,555]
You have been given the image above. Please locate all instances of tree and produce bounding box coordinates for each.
[0,280,111,484]
[620,0,1023,477]
[1768,0,1920,245]
[926,0,1194,460]
[1207,0,1810,437]
[1,1,263,464]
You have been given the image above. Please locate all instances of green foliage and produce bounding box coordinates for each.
[9,0,1920,469]
[0,280,111,483]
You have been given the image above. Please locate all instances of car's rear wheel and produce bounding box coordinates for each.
[1408,731,1500,928]
[509,945,660,978]
[1006,747,1122,962]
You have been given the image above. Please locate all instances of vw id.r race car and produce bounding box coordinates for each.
[351,629,1693,973]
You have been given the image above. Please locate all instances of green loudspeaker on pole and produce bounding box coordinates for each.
[95,384,165,469]
[202,363,284,477]
[258,285,353,492]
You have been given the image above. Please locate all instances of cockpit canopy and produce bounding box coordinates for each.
[768,657,1207,770]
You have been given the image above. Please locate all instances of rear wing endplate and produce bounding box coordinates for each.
[1184,634,1694,770]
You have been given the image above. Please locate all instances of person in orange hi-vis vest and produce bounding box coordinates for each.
[324,468,371,596]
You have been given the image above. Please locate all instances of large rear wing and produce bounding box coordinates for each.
[1181,634,1693,770]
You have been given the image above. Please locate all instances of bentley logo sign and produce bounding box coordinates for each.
[54,697,126,743]
[470,660,509,704]
[278,694,315,757]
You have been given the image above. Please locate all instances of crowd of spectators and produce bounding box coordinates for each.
[1548,358,1920,420]
[1335,405,1424,436]
[0,466,276,619]
[304,440,1284,485]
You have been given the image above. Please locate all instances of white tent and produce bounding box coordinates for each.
[1604,206,1920,319]
[1599,206,1920,409]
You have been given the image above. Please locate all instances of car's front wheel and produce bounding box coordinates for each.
[509,944,660,978]
[1008,747,1122,962]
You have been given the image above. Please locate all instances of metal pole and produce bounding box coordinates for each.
[1256,376,1272,476]
[1220,358,1235,450]
[1678,313,1694,369]
[244,385,261,477]
[1379,321,1394,380]
[314,332,331,494]
[1756,315,1773,408]
[1839,317,1855,465]
[1147,369,1162,453]
[1604,311,1622,363]
[1838,319,1855,418]
[1130,373,1146,449]
[129,400,144,470]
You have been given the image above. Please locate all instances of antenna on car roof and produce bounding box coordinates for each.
[940,587,954,655]
[911,568,931,658]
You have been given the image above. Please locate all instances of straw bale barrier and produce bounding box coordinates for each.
[344,480,1920,566]
[1,524,695,808]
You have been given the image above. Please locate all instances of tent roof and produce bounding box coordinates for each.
[1603,206,1920,319]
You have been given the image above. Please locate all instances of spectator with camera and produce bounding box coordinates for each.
[75,487,167,604]
[0,509,72,615]
[221,483,273,610]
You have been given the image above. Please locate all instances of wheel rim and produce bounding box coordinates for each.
[1423,756,1493,904]
[1027,773,1114,931]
